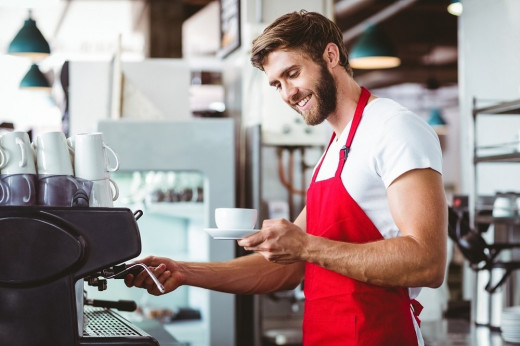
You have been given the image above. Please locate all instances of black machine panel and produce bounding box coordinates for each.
[0,206,155,346]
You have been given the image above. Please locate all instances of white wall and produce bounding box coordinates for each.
[459,0,520,195]
[69,59,191,135]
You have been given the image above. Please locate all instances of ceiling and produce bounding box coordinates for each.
[0,0,458,90]
[182,0,459,90]
[334,0,458,90]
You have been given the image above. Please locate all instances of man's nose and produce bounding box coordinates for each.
[281,83,298,103]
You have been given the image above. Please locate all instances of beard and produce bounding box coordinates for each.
[291,62,337,126]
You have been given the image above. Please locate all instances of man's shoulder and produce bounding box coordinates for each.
[365,97,410,116]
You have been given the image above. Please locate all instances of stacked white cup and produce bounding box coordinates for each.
[0,131,38,206]
[69,132,119,207]
[33,131,80,206]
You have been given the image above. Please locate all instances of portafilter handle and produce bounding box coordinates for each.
[104,263,165,294]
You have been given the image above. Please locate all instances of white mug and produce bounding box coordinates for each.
[90,178,119,207]
[33,131,74,176]
[69,132,119,180]
[0,131,37,175]
[215,208,258,230]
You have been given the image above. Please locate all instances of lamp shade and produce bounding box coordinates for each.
[427,108,447,135]
[20,63,51,91]
[447,0,463,16]
[349,25,400,69]
[8,14,50,61]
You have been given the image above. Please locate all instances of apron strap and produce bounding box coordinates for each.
[410,299,424,327]
[335,86,371,177]
[311,133,337,183]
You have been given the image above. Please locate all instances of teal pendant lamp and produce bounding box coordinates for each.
[350,25,400,70]
[427,108,447,135]
[8,10,51,61]
[20,63,51,91]
[447,0,463,16]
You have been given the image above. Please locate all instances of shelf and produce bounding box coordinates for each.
[474,152,520,163]
[473,98,520,117]
[475,214,520,226]
[472,97,520,230]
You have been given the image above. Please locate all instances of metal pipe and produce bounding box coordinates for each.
[341,0,418,43]
[334,0,376,18]
[256,0,263,23]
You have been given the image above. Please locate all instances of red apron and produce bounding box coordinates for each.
[303,87,421,345]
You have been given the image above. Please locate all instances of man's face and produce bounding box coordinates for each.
[263,49,337,126]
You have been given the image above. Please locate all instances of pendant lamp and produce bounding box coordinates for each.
[20,63,51,91]
[447,0,463,16]
[7,10,51,61]
[427,108,447,135]
[349,25,400,70]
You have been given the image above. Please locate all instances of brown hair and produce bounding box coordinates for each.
[251,10,352,76]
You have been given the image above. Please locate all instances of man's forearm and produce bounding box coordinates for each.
[178,253,304,295]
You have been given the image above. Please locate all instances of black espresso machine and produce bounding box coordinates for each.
[0,206,166,346]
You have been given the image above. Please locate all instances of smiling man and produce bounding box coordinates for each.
[126,10,447,346]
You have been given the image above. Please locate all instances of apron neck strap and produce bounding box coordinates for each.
[336,86,371,176]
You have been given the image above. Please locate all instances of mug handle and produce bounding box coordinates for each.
[104,144,120,172]
[66,137,75,161]
[66,137,75,151]
[109,177,119,201]
[0,147,6,169]
[0,179,9,204]
[22,175,33,204]
[16,137,27,168]
[0,179,5,204]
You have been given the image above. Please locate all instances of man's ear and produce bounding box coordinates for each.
[323,43,340,67]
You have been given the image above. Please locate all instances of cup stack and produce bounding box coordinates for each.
[0,131,38,206]
[68,132,119,207]
[501,306,520,343]
[33,130,86,207]
[0,129,120,208]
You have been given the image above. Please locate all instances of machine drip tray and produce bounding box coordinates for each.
[83,306,143,337]
[81,306,159,345]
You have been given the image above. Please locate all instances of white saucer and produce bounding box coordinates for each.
[204,228,259,240]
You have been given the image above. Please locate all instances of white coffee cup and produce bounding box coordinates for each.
[0,131,37,175]
[69,132,119,180]
[33,131,74,176]
[215,208,257,230]
[90,178,119,207]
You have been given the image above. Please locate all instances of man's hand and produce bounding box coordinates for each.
[124,256,184,296]
[238,218,309,264]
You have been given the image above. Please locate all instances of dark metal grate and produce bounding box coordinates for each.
[83,306,142,337]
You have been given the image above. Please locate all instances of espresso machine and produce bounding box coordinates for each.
[0,206,168,346]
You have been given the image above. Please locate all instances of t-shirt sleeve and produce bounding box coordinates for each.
[374,110,443,188]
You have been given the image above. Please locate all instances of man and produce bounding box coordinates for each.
[126,10,447,345]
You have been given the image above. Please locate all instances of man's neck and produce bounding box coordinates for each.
[326,79,362,136]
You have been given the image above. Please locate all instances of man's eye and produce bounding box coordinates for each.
[288,71,299,79]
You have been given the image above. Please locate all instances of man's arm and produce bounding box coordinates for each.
[125,210,307,295]
[240,168,447,288]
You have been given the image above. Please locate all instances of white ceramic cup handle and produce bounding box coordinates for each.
[0,180,5,203]
[66,137,75,154]
[109,177,119,201]
[104,144,120,172]
[0,147,6,169]
[16,137,27,168]
[22,175,32,203]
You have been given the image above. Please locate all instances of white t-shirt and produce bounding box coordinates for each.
[315,97,443,239]
[313,97,442,346]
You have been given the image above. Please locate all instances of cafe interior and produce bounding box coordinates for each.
[1,0,520,345]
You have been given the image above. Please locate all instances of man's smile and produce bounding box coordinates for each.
[297,94,312,108]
